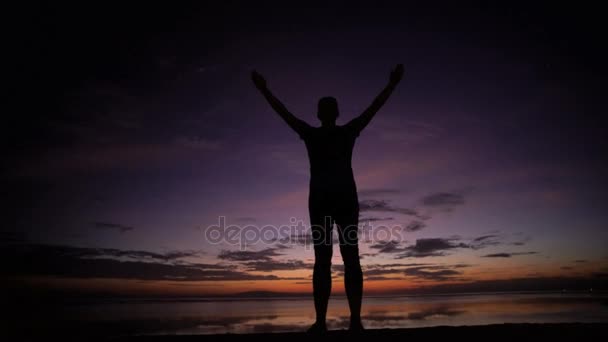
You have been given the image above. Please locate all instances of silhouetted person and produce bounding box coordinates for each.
[252,64,404,333]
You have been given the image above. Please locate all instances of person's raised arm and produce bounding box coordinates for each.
[251,70,311,137]
[347,64,404,135]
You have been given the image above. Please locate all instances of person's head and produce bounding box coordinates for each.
[317,96,339,125]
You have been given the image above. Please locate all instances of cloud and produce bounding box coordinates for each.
[359,216,394,222]
[469,234,501,250]
[1,243,284,281]
[397,238,469,258]
[19,244,203,263]
[574,260,588,263]
[360,191,469,223]
[369,240,407,254]
[403,266,463,281]
[92,221,134,233]
[420,191,466,212]
[358,188,401,197]
[421,192,465,207]
[467,233,533,250]
[364,268,403,276]
[363,263,428,272]
[243,259,312,272]
[362,263,470,282]
[332,264,345,273]
[481,253,511,258]
[218,243,306,272]
[365,276,404,281]
[404,220,426,232]
[510,234,532,246]
[481,252,538,258]
[473,235,497,242]
[273,243,291,250]
[105,249,202,262]
[218,247,286,262]
[359,199,419,216]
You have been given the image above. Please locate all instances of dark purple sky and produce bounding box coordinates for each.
[4,2,607,295]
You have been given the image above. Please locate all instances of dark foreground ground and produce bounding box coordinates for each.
[114,323,607,342]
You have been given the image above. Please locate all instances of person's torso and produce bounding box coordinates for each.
[303,125,358,195]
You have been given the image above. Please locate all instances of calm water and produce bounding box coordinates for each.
[47,292,608,336]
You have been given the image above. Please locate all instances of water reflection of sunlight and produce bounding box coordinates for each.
[57,293,608,335]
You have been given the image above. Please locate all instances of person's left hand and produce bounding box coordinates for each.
[251,70,267,89]
[390,64,404,84]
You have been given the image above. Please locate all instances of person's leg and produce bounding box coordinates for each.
[336,212,363,330]
[310,214,334,329]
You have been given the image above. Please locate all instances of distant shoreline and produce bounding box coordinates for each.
[37,289,607,304]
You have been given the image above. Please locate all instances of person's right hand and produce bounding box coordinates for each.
[251,70,267,90]
[389,64,404,84]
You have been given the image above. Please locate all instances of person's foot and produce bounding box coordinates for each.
[307,321,328,334]
[348,320,364,333]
